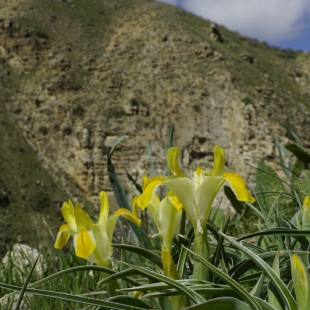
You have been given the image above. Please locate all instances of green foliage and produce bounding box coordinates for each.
[2,131,310,310]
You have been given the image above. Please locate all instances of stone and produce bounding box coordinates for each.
[1,244,47,281]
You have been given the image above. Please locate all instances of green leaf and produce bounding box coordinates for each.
[296,170,310,198]
[107,136,150,248]
[274,135,292,181]
[0,283,148,310]
[183,297,251,310]
[224,185,245,214]
[122,262,206,304]
[284,127,302,146]
[111,244,162,268]
[237,228,310,250]
[105,296,152,310]
[220,233,297,310]
[292,159,308,193]
[209,207,227,229]
[183,247,264,310]
[256,161,285,212]
[286,144,310,164]
[15,255,40,310]
[268,254,284,310]
[184,296,278,310]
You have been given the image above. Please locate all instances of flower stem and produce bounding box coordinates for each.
[193,229,210,281]
[102,272,122,296]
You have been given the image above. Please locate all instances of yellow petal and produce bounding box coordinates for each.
[159,197,182,251]
[162,248,179,280]
[303,196,310,208]
[223,172,255,203]
[192,166,205,188]
[54,224,71,249]
[163,178,197,229]
[167,147,186,177]
[98,191,109,226]
[131,196,140,218]
[137,175,166,209]
[75,229,96,259]
[88,224,111,267]
[62,200,77,231]
[211,145,226,176]
[107,208,141,245]
[302,196,310,215]
[74,203,94,231]
[291,254,309,310]
[168,195,183,211]
[302,196,310,231]
[195,176,225,231]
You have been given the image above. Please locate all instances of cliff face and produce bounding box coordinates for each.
[0,0,309,251]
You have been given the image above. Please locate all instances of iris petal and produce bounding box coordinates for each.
[75,203,94,231]
[196,176,225,227]
[167,147,186,177]
[107,208,141,245]
[163,178,197,229]
[211,145,226,176]
[62,200,77,232]
[223,172,255,203]
[75,229,96,259]
[98,191,109,226]
[54,224,71,249]
[137,176,166,208]
[159,197,182,251]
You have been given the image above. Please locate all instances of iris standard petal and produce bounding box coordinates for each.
[192,166,205,189]
[62,200,77,232]
[223,172,255,203]
[137,175,166,208]
[211,145,226,176]
[291,254,309,310]
[54,224,71,249]
[158,197,182,251]
[98,191,109,226]
[195,176,225,231]
[75,228,96,259]
[87,224,111,267]
[74,204,94,231]
[163,178,197,227]
[302,196,310,231]
[167,147,186,177]
[107,208,141,244]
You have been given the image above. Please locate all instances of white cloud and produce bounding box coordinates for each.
[158,0,310,44]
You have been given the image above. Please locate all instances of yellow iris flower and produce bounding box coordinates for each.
[291,254,310,310]
[54,191,141,267]
[137,145,255,235]
[302,195,310,230]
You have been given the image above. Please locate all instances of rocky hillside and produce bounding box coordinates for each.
[0,0,310,253]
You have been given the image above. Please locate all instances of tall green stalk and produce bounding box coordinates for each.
[193,229,210,281]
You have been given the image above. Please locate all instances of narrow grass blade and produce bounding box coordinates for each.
[14,256,39,310]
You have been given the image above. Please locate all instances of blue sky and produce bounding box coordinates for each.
[157,0,310,51]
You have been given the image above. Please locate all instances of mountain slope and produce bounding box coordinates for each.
[0,0,309,252]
